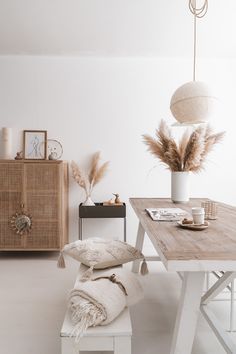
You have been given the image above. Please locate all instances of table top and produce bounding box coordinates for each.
[130,198,236,272]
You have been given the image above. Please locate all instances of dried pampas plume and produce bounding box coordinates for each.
[71,152,109,197]
[71,160,88,191]
[89,152,109,187]
[89,152,100,184]
[92,161,110,186]
[143,120,225,173]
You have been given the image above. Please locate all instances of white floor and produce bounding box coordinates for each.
[0,252,235,354]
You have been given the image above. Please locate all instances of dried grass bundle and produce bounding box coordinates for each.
[71,152,109,197]
[143,120,225,173]
[178,129,190,170]
[89,152,100,184]
[71,160,88,192]
[89,152,110,187]
[183,126,206,172]
[92,161,110,186]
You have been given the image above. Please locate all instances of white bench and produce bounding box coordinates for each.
[60,266,132,354]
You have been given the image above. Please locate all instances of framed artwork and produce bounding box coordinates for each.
[23,130,47,160]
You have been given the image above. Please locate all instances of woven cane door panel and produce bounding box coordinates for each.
[27,193,58,220]
[0,163,23,191]
[24,163,61,249]
[26,221,59,249]
[25,164,59,191]
[0,163,9,189]
[0,163,24,249]
[8,163,23,190]
[0,222,22,248]
[0,191,22,220]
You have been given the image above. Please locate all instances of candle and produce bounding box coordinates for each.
[2,127,12,159]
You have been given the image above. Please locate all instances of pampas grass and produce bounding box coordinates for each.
[71,152,109,198]
[89,152,100,184]
[143,120,225,173]
[71,160,89,191]
[92,161,110,186]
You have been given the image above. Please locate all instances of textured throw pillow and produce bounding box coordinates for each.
[57,237,148,280]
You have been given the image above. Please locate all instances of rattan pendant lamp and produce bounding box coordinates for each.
[170,0,217,125]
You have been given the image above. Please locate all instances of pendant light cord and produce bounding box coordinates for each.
[189,0,208,18]
[188,0,208,81]
[193,6,197,80]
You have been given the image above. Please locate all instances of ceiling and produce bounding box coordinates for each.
[0,0,235,57]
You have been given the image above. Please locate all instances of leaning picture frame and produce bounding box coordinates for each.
[23,130,47,160]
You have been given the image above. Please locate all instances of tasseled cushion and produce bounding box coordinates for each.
[57,237,148,279]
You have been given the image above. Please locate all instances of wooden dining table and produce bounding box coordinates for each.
[130,198,236,354]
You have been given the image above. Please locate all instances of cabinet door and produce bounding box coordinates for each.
[24,163,61,249]
[0,163,24,249]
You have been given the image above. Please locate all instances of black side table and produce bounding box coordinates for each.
[78,203,126,241]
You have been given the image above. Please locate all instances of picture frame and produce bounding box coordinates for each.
[23,130,47,160]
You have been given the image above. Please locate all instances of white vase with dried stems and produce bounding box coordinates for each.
[143,120,225,203]
[71,152,109,206]
[171,171,190,203]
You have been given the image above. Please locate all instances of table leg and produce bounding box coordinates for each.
[230,279,235,332]
[202,272,235,305]
[206,272,210,291]
[170,272,205,354]
[132,222,145,273]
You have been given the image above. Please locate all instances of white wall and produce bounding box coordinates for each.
[0,55,235,245]
[1,0,236,57]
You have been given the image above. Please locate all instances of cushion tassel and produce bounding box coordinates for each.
[140,258,148,275]
[80,265,94,282]
[57,252,66,268]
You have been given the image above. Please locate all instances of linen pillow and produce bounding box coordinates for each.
[57,237,147,280]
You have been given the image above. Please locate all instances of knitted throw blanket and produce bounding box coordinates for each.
[68,266,143,341]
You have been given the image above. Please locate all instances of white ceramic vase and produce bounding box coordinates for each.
[83,196,95,206]
[171,171,190,203]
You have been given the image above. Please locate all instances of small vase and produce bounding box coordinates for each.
[171,171,190,203]
[83,196,95,206]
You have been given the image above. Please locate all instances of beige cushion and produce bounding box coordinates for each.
[61,237,144,269]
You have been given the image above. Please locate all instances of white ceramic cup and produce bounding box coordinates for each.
[192,207,205,225]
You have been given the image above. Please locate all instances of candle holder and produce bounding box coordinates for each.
[1,127,12,159]
[201,201,218,220]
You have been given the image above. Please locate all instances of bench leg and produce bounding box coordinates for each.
[114,336,131,354]
[61,338,78,354]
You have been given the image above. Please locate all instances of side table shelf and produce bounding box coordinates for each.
[78,203,126,241]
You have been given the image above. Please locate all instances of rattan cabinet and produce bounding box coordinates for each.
[0,160,68,250]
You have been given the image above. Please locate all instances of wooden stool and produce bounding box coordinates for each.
[60,307,132,354]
